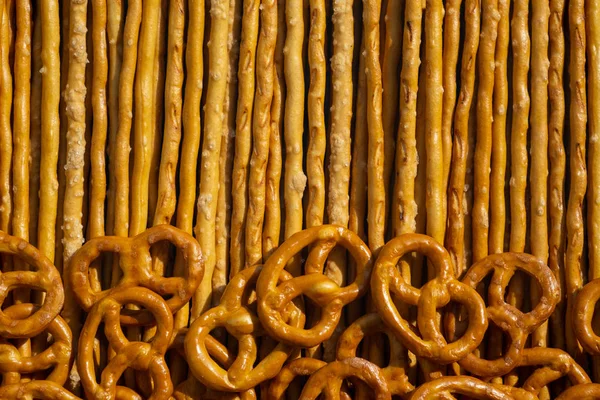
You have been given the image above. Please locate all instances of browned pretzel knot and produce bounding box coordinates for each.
[0,232,64,338]
[0,303,72,385]
[370,233,487,363]
[336,313,413,397]
[0,381,82,400]
[78,287,173,400]
[574,278,600,354]
[459,252,560,376]
[186,265,303,392]
[298,357,391,400]
[409,377,537,400]
[556,383,600,399]
[267,358,328,400]
[257,225,372,348]
[67,225,203,323]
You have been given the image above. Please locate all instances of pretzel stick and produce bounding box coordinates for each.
[193,0,231,317]
[229,0,259,277]
[263,0,285,260]
[548,0,566,363]
[565,0,588,362]
[82,16,93,245]
[283,0,306,277]
[413,43,426,292]
[441,0,460,214]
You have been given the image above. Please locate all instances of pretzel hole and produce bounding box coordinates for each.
[502,270,533,313]
[148,239,180,279]
[90,251,114,292]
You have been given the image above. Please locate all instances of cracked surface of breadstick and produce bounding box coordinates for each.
[444,0,480,275]
[230,0,259,277]
[130,0,160,236]
[0,1,13,250]
[305,0,326,231]
[194,0,231,317]
[283,0,306,276]
[566,0,588,361]
[28,11,42,247]
[472,0,498,263]
[548,0,566,357]
[245,0,277,268]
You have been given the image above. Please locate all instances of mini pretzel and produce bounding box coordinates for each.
[409,376,536,400]
[459,252,559,376]
[0,232,64,338]
[299,357,390,400]
[336,313,413,397]
[67,224,203,321]
[257,225,372,348]
[556,384,600,399]
[371,233,487,363]
[573,278,600,354]
[268,358,327,399]
[186,265,302,391]
[0,381,82,400]
[78,287,173,400]
[0,303,71,385]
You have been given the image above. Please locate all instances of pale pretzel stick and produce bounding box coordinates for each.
[472,0,499,263]
[444,0,480,276]
[170,0,205,384]
[441,0,460,213]
[263,0,285,260]
[193,0,231,317]
[245,0,277,268]
[283,0,307,277]
[565,0,588,363]
[229,0,259,277]
[548,0,566,362]
[413,39,426,289]
[130,0,160,236]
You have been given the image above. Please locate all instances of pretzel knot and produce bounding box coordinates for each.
[459,252,560,376]
[298,357,391,400]
[78,287,174,400]
[0,232,64,338]
[257,225,372,348]
[371,233,487,363]
[409,376,537,400]
[186,265,303,392]
[67,225,203,323]
[574,278,600,354]
[556,383,600,399]
[0,303,72,385]
[268,358,327,399]
[336,313,413,397]
[0,381,82,400]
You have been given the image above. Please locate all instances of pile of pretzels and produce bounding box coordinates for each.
[3,0,600,398]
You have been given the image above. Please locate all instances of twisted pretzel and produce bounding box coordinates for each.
[336,313,413,396]
[257,225,372,348]
[186,265,303,391]
[268,358,327,400]
[573,278,600,354]
[0,304,72,385]
[0,232,64,338]
[371,233,487,363]
[0,381,82,400]
[556,384,600,399]
[299,357,391,400]
[459,252,560,376]
[78,287,173,400]
[67,224,203,322]
[409,376,536,400]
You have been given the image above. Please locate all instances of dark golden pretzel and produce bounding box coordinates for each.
[336,313,413,396]
[298,357,391,400]
[67,224,203,322]
[409,376,536,400]
[556,384,600,399]
[186,265,303,392]
[268,358,327,399]
[0,232,64,338]
[257,225,372,348]
[0,304,72,385]
[459,252,560,376]
[573,279,600,354]
[0,381,82,400]
[371,233,487,363]
[78,287,173,400]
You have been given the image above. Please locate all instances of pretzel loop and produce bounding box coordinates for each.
[257,225,372,348]
[371,233,487,363]
[409,376,537,400]
[0,232,64,338]
[67,224,203,323]
[78,287,173,400]
[186,265,303,392]
[556,383,600,399]
[574,278,600,354]
[268,358,327,400]
[0,381,83,400]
